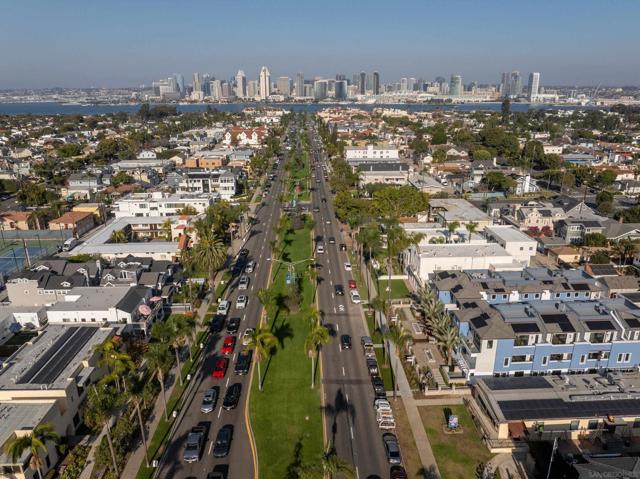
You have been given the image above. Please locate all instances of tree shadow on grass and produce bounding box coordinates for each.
[272,320,294,350]
[284,436,304,479]
[418,465,440,479]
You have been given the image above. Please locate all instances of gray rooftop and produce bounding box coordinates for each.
[0,403,53,464]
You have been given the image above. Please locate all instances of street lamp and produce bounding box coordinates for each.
[266,257,315,287]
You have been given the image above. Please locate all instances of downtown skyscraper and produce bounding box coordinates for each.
[235,70,247,98]
[259,66,271,100]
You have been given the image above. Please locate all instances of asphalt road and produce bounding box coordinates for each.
[156,145,288,479]
[308,130,390,479]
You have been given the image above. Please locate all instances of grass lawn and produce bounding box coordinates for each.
[376,278,410,300]
[366,312,384,345]
[392,398,424,479]
[374,347,395,392]
[250,224,324,479]
[418,404,493,479]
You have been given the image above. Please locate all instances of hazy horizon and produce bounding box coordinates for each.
[1,0,639,89]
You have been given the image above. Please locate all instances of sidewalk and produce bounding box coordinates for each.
[354,248,441,478]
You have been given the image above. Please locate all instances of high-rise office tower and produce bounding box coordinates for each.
[510,71,522,96]
[247,80,259,99]
[193,72,203,93]
[336,73,347,82]
[500,72,510,97]
[359,71,366,95]
[400,78,408,92]
[334,80,348,100]
[259,66,271,100]
[235,70,247,98]
[528,72,540,101]
[210,80,222,101]
[372,71,380,95]
[408,77,417,92]
[173,74,185,95]
[449,75,463,96]
[221,81,231,99]
[365,74,372,93]
[314,80,328,100]
[277,76,291,96]
[295,72,305,98]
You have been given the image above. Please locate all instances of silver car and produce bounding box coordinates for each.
[236,295,247,309]
[238,276,249,290]
[200,388,218,414]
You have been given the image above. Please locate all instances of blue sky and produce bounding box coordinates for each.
[1,0,639,89]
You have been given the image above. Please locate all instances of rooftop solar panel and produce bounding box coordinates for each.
[17,327,77,384]
[585,320,615,331]
[573,284,590,291]
[511,323,540,334]
[625,318,640,329]
[484,376,551,391]
[470,315,488,329]
[499,398,640,421]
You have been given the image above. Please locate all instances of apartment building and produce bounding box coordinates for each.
[114,191,215,218]
[176,169,236,200]
[345,143,400,160]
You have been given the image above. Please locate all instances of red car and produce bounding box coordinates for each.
[348,280,357,289]
[212,358,229,378]
[221,336,236,355]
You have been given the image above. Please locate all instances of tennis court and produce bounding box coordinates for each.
[0,238,63,277]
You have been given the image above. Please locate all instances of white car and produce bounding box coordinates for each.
[217,300,230,316]
[245,261,255,273]
[242,328,255,346]
[350,291,361,304]
[325,220,331,224]
[236,295,248,309]
[344,262,352,271]
[238,275,249,290]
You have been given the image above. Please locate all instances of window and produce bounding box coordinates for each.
[550,354,564,362]
[503,357,510,367]
[618,353,625,363]
[535,293,540,299]
[486,340,493,349]
[580,355,586,364]
[633,418,640,429]
[511,355,528,363]
[523,293,529,299]
[570,420,580,430]
[542,356,549,366]
[588,420,599,430]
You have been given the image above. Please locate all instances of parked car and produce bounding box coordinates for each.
[236,295,248,309]
[390,465,408,479]
[183,425,206,463]
[334,284,344,296]
[344,262,352,271]
[348,280,357,289]
[212,358,229,379]
[382,433,402,464]
[201,388,219,414]
[238,276,249,290]
[221,336,236,355]
[235,350,253,375]
[239,248,249,257]
[223,383,242,410]
[226,317,240,334]
[328,236,335,244]
[372,376,386,398]
[340,334,352,350]
[366,358,379,375]
[212,425,234,458]
[217,300,230,316]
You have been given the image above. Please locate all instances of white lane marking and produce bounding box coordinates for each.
[355,466,360,479]
[350,426,354,440]
[233,353,237,361]
[225,377,230,387]
[243,314,246,321]
[333,307,337,314]
[329,280,333,286]
[342,366,346,376]
[217,407,222,419]
[345,393,349,402]
[335,324,339,332]
[331,293,334,299]
[328,268,331,275]
[209,439,214,454]
[251,285,254,291]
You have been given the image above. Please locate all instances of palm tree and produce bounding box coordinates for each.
[109,229,128,243]
[125,376,150,467]
[299,441,355,479]
[245,327,278,391]
[4,423,59,479]
[166,318,185,386]
[189,230,227,294]
[84,384,121,475]
[446,220,461,243]
[437,323,460,372]
[305,306,322,327]
[257,288,273,320]
[161,218,172,241]
[385,325,413,357]
[383,220,423,308]
[308,264,319,301]
[145,343,172,420]
[464,221,479,243]
[305,323,331,388]
[612,239,638,266]
[95,338,134,392]
[174,314,196,361]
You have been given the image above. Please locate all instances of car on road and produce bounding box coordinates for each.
[339,243,347,251]
[213,425,234,458]
[221,336,236,355]
[207,465,229,479]
[226,317,240,334]
[316,242,325,254]
[328,237,335,244]
[235,295,248,309]
[350,291,361,304]
[217,300,230,316]
[183,425,206,463]
[321,198,327,203]
[382,433,402,465]
[325,219,331,224]
[312,206,320,212]
[315,179,320,183]
[210,314,225,333]
[334,284,344,296]
[390,465,408,479]
[235,350,253,375]
[344,262,352,271]
[372,376,387,399]
[201,388,219,414]
[238,276,249,290]
[340,334,352,350]
[223,383,242,410]
[242,328,255,346]
[366,358,379,375]
[245,261,255,273]
[348,280,357,289]
[239,248,249,257]
[212,358,229,378]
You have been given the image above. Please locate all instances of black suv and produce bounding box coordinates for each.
[335,284,344,296]
[213,425,233,458]
[226,317,240,334]
[372,376,386,398]
[340,334,352,350]
[210,314,225,333]
[223,383,242,410]
[235,350,253,375]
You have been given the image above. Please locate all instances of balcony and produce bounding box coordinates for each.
[459,334,479,355]
[551,334,568,345]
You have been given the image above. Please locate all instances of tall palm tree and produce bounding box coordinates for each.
[308,264,319,301]
[145,343,172,420]
[174,314,196,361]
[305,306,322,327]
[612,239,638,266]
[125,376,150,467]
[95,338,134,392]
[305,323,331,388]
[166,318,185,386]
[384,220,423,307]
[189,230,227,293]
[83,384,120,475]
[437,323,460,372]
[299,441,355,479]
[4,423,59,479]
[385,325,413,358]
[109,228,128,243]
[464,221,479,243]
[245,327,278,391]
[257,288,273,320]
[161,218,172,241]
[446,220,461,243]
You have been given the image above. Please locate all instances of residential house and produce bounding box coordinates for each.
[0,211,34,230]
[48,211,96,237]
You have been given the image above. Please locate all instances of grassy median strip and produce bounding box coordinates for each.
[250,224,323,479]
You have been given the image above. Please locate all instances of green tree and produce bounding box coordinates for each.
[304,323,331,388]
[501,98,511,123]
[471,149,492,161]
[446,220,461,243]
[4,423,60,479]
[596,190,614,206]
[109,229,128,243]
[245,327,278,391]
[57,143,83,158]
[177,205,198,216]
[110,171,134,186]
[144,343,172,420]
[597,169,617,187]
[430,125,447,145]
[83,385,121,475]
[589,250,610,264]
[299,442,355,479]
[482,171,517,192]
[584,233,607,247]
[464,221,479,243]
[432,148,447,163]
[95,338,134,392]
[189,230,227,293]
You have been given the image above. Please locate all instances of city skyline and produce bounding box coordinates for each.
[1,0,639,89]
